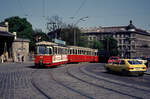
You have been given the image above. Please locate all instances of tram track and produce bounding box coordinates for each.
[30,70,52,99]
[0,68,52,99]
[66,63,150,99]
[31,67,88,99]
[1,63,150,99]
[80,65,150,92]
[48,64,133,99]
[49,66,95,99]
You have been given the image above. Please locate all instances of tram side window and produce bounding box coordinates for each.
[69,49,70,54]
[75,49,77,55]
[91,51,93,56]
[89,51,90,55]
[88,51,90,55]
[95,52,97,56]
[94,52,96,56]
[47,48,52,54]
[85,51,87,55]
[58,48,61,54]
[71,49,73,55]
[86,51,88,55]
[81,50,84,55]
[73,49,75,55]
[70,49,71,54]
[62,48,64,54]
[65,49,68,54]
[54,47,57,54]
[65,48,68,54]
[79,50,81,55]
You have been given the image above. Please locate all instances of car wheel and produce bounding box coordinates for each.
[106,68,111,73]
[138,73,144,76]
[122,70,128,76]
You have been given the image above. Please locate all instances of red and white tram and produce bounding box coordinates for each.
[35,41,98,67]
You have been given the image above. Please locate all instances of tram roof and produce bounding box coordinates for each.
[36,41,58,46]
[68,46,98,52]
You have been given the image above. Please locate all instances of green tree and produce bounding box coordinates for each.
[34,29,49,42]
[61,25,82,46]
[78,36,89,47]
[103,36,118,56]
[90,40,104,50]
[4,16,35,51]
[61,26,74,45]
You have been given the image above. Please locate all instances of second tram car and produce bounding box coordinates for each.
[35,41,98,67]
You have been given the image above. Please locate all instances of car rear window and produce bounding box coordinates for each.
[120,60,125,65]
[110,57,119,60]
[128,60,142,65]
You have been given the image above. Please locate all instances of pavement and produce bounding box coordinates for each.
[0,60,34,64]
[1,61,150,75]
[145,68,150,75]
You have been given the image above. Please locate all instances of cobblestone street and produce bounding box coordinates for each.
[0,63,150,99]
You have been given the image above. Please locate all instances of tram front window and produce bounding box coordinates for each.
[38,46,46,54]
[37,46,52,54]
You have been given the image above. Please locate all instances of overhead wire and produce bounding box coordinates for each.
[17,0,39,30]
[43,0,46,18]
[72,0,87,19]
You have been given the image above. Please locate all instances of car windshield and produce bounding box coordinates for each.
[128,60,142,65]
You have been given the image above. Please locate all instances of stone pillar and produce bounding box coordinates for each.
[5,22,9,32]
[13,32,17,40]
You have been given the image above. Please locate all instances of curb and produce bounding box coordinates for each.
[0,61,34,65]
[145,68,150,75]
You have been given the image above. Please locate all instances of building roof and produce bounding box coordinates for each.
[82,21,150,36]
[14,38,30,42]
[0,22,7,27]
[0,31,14,37]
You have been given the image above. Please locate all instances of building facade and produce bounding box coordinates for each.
[0,22,14,63]
[82,21,150,58]
[12,37,30,62]
[0,22,30,63]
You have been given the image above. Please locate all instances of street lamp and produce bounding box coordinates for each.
[73,16,89,45]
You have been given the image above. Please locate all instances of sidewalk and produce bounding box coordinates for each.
[145,68,150,75]
[0,61,34,65]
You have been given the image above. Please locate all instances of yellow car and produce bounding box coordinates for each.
[105,59,147,76]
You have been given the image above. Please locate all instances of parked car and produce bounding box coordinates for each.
[105,59,147,76]
[132,57,147,64]
[108,56,120,63]
[145,57,150,68]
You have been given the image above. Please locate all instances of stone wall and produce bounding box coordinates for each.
[12,39,29,62]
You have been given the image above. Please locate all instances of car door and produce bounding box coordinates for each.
[118,60,126,72]
[112,61,120,72]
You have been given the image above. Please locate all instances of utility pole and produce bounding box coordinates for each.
[73,16,89,46]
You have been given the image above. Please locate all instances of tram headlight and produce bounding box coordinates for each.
[39,60,43,64]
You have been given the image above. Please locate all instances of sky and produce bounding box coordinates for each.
[0,0,150,32]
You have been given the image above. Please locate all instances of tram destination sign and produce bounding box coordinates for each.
[53,39,66,45]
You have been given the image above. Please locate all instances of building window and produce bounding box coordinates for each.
[89,36,92,41]
[119,40,122,44]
